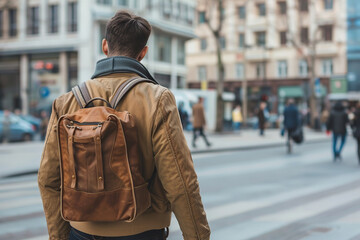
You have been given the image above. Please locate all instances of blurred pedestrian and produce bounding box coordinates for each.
[320,107,329,131]
[283,99,300,154]
[257,102,267,136]
[232,105,243,132]
[178,102,188,130]
[40,110,49,141]
[192,97,211,148]
[351,103,360,164]
[2,109,11,143]
[326,101,349,161]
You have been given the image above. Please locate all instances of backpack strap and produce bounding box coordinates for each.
[110,77,157,109]
[72,82,94,108]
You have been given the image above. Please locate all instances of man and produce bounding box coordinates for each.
[327,101,349,161]
[257,102,267,136]
[38,11,210,240]
[192,97,211,148]
[283,99,299,154]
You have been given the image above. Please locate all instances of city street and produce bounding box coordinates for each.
[1,140,360,240]
[0,138,360,240]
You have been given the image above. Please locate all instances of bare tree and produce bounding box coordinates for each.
[204,0,225,132]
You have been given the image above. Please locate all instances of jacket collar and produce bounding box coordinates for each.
[91,56,158,84]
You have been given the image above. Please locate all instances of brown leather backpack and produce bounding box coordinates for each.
[57,77,155,222]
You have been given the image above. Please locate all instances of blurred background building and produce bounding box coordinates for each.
[186,0,347,116]
[347,0,360,92]
[0,0,195,115]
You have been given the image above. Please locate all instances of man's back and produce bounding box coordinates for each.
[192,103,206,128]
[38,72,210,239]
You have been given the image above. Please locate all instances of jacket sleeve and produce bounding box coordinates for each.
[152,90,210,240]
[38,100,70,240]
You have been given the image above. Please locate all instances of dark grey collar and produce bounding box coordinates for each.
[91,56,158,83]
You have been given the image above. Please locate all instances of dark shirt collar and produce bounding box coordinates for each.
[91,56,158,84]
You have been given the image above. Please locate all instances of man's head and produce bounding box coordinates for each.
[102,11,152,61]
[287,98,295,105]
[198,97,204,103]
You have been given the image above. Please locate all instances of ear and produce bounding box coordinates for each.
[137,46,148,61]
[102,39,109,56]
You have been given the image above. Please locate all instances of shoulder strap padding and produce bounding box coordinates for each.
[71,81,94,108]
[111,77,157,109]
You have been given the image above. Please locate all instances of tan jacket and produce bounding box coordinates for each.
[192,103,206,128]
[38,73,210,240]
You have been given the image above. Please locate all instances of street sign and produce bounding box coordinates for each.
[39,86,50,99]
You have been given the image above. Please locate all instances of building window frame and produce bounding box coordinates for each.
[255,31,266,47]
[48,4,59,34]
[239,33,245,48]
[322,59,333,76]
[277,60,288,78]
[27,6,40,35]
[220,36,226,49]
[300,27,309,44]
[238,6,246,19]
[236,63,245,79]
[200,38,207,51]
[280,31,287,46]
[9,8,17,37]
[299,59,308,77]
[257,3,266,16]
[198,11,206,24]
[67,2,78,33]
[256,62,266,79]
[321,25,333,41]
[198,66,207,81]
[323,0,333,10]
[278,1,287,15]
[299,0,308,12]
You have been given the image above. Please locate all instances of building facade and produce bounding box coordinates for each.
[347,0,360,91]
[0,0,195,114]
[186,0,347,115]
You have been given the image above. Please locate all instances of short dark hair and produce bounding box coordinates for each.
[105,11,151,58]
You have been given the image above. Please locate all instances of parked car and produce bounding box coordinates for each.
[18,114,41,132]
[0,111,35,142]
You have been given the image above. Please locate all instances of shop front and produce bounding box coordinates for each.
[0,56,21,111]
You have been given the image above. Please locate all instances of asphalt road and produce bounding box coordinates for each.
[1,139,360,240]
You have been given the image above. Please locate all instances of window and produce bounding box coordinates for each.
[220,36,226,49]
[27,6,39,35]
[321,25,332,41]
[324,0,333,10]
[198,11,206,23]
[97,0,112,5]
[256,31,266,47]
[300,27,309,44]
[239,33,245,48]
[155,34,171,62]
[9,9,17,37]
[0,10,3,38]
[257,3,266,16]
[118,0,128,6]
[256,62,266,78]
[187,7,194,24]
[277,60,288,78]
[236,63,244,79]
[163,0,171,16]
[322,59,333,75]
[299,0,308,12]
[278,2,287,14]
[200,38,207,51]
[299,60,308,77]
[238,6,246,19]
[280,31,287,45]
[48,5,59,33]
[198,66,207,81]
[178,39,185,65]
[68,2,78,33]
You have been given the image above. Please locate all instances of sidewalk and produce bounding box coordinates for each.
[0,128,330,178]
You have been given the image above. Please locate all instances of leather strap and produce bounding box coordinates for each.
[71,82,94,108]
[111,77,157,109]
[67,127,77,189]
[94,127,104,191]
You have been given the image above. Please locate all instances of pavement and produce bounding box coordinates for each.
[0,128,331,178]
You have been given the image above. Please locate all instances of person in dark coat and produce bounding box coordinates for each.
[351,102,360,164]
[283,99,299,153]
[327,101,349,161]
[257,102,267,136]
[178,102,188,130]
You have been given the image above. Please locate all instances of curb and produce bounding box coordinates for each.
[0,137,331,179]
[190,137,331,154]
